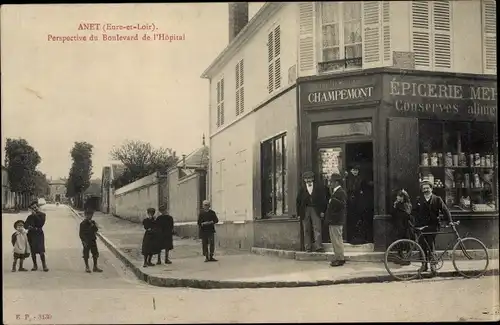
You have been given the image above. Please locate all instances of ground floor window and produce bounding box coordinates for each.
[418,120,497,212]
[261,133,288,217]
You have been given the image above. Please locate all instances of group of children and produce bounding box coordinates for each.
[11,200,220,273]
[141,200,220,265]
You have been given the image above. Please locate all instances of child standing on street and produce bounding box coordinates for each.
[197,200,219,262]
[142,207,159,267]
[12,220,30,272]
[79,209,103,273]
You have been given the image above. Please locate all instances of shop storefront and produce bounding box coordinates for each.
[297,68,498,251]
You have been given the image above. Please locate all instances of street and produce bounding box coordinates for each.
[3,204,499,324]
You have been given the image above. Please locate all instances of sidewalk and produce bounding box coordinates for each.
[67,207,499,289]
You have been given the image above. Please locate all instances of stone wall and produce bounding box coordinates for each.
[114,172,163,223]
[167,168,205,222]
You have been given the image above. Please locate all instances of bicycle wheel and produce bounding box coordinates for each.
[452,237,490,278]
[384,239,426,281]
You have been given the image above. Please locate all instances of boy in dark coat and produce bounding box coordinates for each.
[25,201,48,272]
[325,173,347,267]
[79,208,103,273]
[197,200,219,262]
[155,205,174,265]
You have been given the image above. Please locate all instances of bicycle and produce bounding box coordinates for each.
[384,220,490,281]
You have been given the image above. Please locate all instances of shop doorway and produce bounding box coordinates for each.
[344,142,374,245]
[316,141,374,244]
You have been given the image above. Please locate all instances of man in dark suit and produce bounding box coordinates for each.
[296,171,330,252]
[413,180,453,275]
[325,173,348,267]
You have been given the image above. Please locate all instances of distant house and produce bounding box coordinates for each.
[101,163,126,214]
[49,178,67,203]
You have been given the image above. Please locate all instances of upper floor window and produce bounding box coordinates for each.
[411,0,452,70]
[216,77,225,127]
[235,59,245,116]
[321,2,362,63]
[267,25,281,94]
[482,0,496,73]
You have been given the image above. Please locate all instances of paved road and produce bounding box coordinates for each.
[3,205,499,324]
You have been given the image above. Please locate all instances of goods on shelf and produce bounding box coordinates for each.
[434,178,444,188]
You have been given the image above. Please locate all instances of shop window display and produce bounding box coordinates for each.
[419,121,497,212]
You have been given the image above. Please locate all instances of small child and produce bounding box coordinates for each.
[11,220,30,272]
[141,207,159,267]
[79,209,103,273]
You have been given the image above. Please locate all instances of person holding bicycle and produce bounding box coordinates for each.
[413,180,453,274]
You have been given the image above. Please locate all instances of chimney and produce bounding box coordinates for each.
[228,2,249,43]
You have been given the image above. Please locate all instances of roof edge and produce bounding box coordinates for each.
[201,2,283,79]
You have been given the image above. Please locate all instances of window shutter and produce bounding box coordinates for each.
[235,62,240,115]
[483,0,497,73]
[220,102,225,126]
[299,2,315,72]
[433,0,451,69]
[275,57,281,89]
[239,60,244,114]
[382,1,391,63]
[268,62,274,94]
[363,1,382,68]
[411,1,431,69]
[268,30,274,93]
[239,59,244,87]
[274,25,281,58]
[216,81,221,127]
[239,87,244,115]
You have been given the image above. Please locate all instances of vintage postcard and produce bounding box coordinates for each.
[1,2,499,324]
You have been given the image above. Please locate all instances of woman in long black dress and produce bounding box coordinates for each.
[155,205,174,265]
[24,201,49,272]
[141,208,159,267]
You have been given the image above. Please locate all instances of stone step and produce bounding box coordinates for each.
[322,242,374,253]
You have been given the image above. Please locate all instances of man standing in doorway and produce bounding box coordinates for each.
[325,173,347,267]
[296,171,330,252]
[345,165,368,244]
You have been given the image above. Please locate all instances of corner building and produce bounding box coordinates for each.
[201,1,498,252]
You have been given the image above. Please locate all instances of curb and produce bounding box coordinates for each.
[66,206,499,289]
[251,246,499,263]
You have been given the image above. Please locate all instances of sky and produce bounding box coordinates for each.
[1,3,265,180]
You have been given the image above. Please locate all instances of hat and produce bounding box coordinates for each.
[330,173,343,183]
[351,165,361,170]
[13,220,24,229]
[420,179,433,187]
[303,171,315,179]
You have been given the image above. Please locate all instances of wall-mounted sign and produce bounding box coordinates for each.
[385,75,497,122]
[392,51,415,70]
[300,75,380,109]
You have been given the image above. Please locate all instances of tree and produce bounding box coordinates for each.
[33,171,50,197]
[110,140,178,188]
[4,138,42,208]
[66,142,94,207]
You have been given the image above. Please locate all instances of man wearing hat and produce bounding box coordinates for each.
[296,171,330,252]
[325,173,348,266]
[413,179,453,275]
[24,201,49,272]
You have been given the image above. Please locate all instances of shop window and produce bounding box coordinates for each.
[261,133,287,218]
[317,121,372,141]
[418,120,497,212]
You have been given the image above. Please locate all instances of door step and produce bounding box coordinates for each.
[322,242,374,253]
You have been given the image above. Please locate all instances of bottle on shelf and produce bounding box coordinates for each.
[445,152,453,167]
